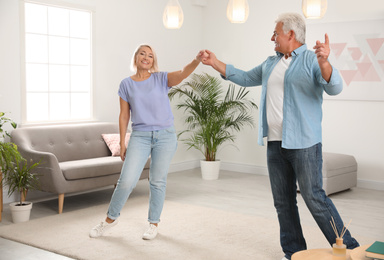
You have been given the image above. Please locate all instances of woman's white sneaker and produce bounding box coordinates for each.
[142,224,158,240]
[89,219,118,238]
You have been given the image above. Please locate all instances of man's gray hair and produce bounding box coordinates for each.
[275,13,306,44]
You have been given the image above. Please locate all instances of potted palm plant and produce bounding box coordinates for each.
[0,112,22,222]
[169,73,257,180]
[3,156,41,223]
[0,112,21,174]
[0,112,41,223]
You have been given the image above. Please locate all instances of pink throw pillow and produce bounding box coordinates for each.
[102,133,131,156]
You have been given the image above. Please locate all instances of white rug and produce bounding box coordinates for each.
[0,196,374,260]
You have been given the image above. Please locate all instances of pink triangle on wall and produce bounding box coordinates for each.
[353,65,381,82]
[356,62,372,77]
[356,55,373,76]
[340,70,358,86]
[330,43,347,58]
[347,47,362,61]
[366,38,384,55]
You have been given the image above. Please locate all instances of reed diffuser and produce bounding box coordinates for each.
[330,217,352,259]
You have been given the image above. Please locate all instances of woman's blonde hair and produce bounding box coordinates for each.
[130,44,159,73]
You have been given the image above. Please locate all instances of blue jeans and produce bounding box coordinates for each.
[267,141,359,259]
[107,126,177,223]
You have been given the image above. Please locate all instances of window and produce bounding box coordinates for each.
[23,1,92,123]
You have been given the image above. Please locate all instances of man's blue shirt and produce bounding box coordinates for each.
[224,44,343,149]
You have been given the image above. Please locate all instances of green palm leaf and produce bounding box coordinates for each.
[169,73,258,161]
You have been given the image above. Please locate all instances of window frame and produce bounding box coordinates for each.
[20,0,95,125]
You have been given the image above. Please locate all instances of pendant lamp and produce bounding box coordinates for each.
[227,0,249,23]
[302,0,327,19]
[163,0,184,29]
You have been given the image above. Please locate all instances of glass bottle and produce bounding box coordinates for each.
[333,237,347,259]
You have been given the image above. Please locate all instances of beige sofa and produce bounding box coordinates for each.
[321,152,357,195]
[297,152,357,195]
[11,122,150,213]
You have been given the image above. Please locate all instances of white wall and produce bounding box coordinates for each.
[0,0,22,128]
[0,0,205,202]
[201,0,384,189]
[1,0,383,203]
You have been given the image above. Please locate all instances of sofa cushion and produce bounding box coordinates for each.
[59,157,124,180]
[102,133,130,156]
[59,156,151,180]
[323,152,357,178]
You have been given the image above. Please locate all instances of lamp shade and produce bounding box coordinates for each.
[163,0,184,29]
[302,0,327,19]
[226,0,249,23]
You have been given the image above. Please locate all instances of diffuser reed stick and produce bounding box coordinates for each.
[330,217,339,238]
[340,219,352,238]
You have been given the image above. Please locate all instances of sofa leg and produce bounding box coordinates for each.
[58,193,64,214]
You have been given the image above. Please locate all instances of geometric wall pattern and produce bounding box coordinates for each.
[330,37,384,86]
[307,19,384,101]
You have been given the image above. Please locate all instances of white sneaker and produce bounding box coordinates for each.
[89,219,118,238]
[142,224,158,240]
[281,257,289,260]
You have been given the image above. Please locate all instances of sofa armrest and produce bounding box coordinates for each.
[16,147,67,194]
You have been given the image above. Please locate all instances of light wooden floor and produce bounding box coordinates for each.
[1,169,383,259]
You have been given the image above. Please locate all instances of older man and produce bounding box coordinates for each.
[201,13,359,259]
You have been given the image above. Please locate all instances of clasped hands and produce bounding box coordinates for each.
[195,50,216,66]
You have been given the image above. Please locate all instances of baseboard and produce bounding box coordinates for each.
[357,179,384,191]
[168,161,384,191]
[169,160,269,176]
[169,160,201,173]
[220,161,269,176]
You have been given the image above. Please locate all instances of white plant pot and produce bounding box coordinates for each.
[10,202,33,223]
[200,160,221,180]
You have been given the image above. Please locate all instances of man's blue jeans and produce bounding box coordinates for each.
[267,141,359,259]
[107,126,177,223]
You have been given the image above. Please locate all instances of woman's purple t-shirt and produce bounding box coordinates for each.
[118,72,174,131]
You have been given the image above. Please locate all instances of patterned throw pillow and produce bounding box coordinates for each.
[101,133,131,156]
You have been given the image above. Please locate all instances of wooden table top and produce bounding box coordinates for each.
[292,244,372,260]
[292,248,351,260]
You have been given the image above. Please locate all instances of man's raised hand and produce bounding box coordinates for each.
[313,33,330,65]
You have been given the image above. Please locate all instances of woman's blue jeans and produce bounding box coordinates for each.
[267,141,359,259]
[107,126,177,223]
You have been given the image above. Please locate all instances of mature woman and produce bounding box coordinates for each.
[90,44,205,240]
